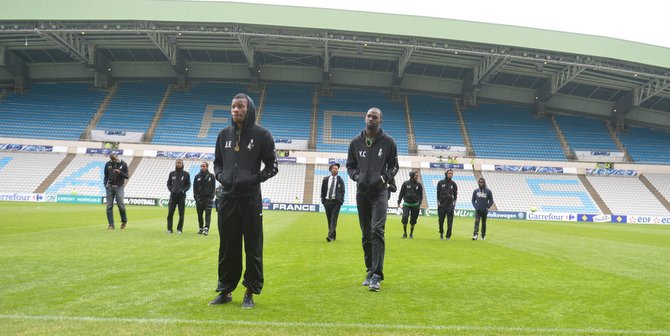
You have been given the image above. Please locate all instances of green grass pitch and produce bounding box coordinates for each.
[1,202,669,335]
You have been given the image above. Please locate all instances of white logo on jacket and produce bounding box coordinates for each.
[378,148,383,157]
[358,151,367,158]
[224,141,232,148]
[247,139,254,151]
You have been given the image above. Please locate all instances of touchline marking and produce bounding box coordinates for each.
[1,314,668,335]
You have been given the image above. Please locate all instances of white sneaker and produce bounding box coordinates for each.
[472,234,478,241]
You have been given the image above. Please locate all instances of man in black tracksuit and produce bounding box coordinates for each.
[472,177,494,241]
[397,171,424,239]
[346,107,399,292]
[193,161,216,235]
[436,169,458,240]
[209,93,278,309]
[166,158,190,234]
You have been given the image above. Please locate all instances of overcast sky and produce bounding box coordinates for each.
[218,0,670,48]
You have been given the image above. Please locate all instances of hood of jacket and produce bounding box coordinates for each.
[233,94,257,130]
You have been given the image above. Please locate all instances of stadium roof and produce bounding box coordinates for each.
[1,0,670,118]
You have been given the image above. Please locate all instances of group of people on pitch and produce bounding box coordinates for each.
[104,94,494,309]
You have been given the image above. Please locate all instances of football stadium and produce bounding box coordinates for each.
[1,1,669,335]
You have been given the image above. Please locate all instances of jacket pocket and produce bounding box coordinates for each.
[218,170,234,191]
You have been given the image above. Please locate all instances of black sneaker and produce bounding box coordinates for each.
[368,274,381,292]
[402,233,407,239]
[203,228,209,236]
[242,295,255,309]
[409,234,413,239]
[208,292,232,305]
[198,228,203,234]
[440,234,443,240]
[107,225,115,230]
[361,274,372,286]
[481,236,486,241]
[120,222,126,229]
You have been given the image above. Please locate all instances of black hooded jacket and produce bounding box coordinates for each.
[346,128,399,195]
[167,166,190,196]
[214,94,278,198]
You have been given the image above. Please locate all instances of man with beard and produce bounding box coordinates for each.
[209,93,278,309]
[166,158,191,234]
[346,107,399,292]
[436,169,458,240]
[193,161,216,235]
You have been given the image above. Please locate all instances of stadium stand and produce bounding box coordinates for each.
[152,82,249,147]
[420,168,479,210]
[45,154,115,196]
[261,162,306,204]
[0,83,106,140]
[0,152,67,193]
[555,115,618,152]
[618,126,670,164]
[124,157,202,199]
[259,83,313,141]
[481,171,600,213]
[586,175,670,216]
[317,88,408,154]
[462,103,565,161]
[407,95,464,147]
[642,172,670,202]
[95,81,169,133]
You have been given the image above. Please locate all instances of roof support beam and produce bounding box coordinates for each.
[552,65,587,93]
[397,46,414,78]
[237,34,255,68]
[473,55,510,85]
[633,78,670,106]
[146,32,185,75]
[323,38,330,73]
[39,30,94,64]
[537,64,587,102]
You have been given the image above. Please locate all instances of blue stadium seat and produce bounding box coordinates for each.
[96,81,169,133]
[462,103,565,161]
[152,82,249,147]
[555,115,618,152]
[0,83,106,140]
[317,88,408,154]
[620,126,670,164]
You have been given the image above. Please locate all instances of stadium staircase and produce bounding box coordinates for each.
[638,174,670,212]
[127,156,143,181]
[550,115,574,160]
[454,100,474,157]
[308,89,319,150]
[302,164,315,204]
[144,84,174,142]
[81,84,118,140]
[403,96,418,155]
[35,153,75,193]
[606,121,632,162]
[577,174,611,214]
